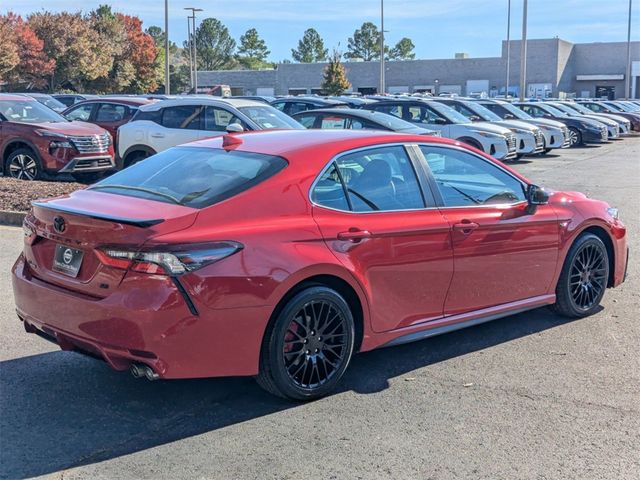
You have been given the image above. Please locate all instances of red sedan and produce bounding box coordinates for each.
[12,130,628,400]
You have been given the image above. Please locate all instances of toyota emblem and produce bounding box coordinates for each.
[53,216,66,233]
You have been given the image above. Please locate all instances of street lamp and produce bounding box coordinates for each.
[519,0,528,101]
[505,0,511,98]
[187,15,194,91]
[185,7,203,93]
[164,0,169,94]
[380,0,385,95]
[625,0,633,99]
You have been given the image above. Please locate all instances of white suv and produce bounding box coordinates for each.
[116,97,303,167]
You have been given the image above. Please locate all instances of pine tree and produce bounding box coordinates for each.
[237,28,270,69]
[291,28,328,63]
[321,49,351,95]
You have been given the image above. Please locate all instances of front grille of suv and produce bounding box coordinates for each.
[600,126,608,141]
[534,130,544,147]
[506,133,517,152]
[68,133,110,154]
[561,126,571,147]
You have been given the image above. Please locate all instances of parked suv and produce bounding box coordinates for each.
[0,94,115,182]
[362,98,518,161]
[556,101,631,135]
[473,99,569,152]
[117,98,303,167]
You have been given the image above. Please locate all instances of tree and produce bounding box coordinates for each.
[118,14,158,92]
[237,28,270,69]
[388,37,415,61]
[321,49,350,95]
[192,18,236,71]
[0,13,53,86]
[0,16,19,81]
[146,25,179,92]
[291,28,328,63]
[345,22,385,61]
[28,11,111,91]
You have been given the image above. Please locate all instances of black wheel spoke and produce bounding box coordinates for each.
[569,242,607,310]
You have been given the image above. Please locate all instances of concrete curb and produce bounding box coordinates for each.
[0,210,26,227]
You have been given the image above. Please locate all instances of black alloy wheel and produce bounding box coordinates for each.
[257,286,355,400]
[553,233,609,317]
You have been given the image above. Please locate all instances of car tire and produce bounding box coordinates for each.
[124,151,149,168]
[552,233,609,318]
[71,172,104,184]
[256,286,355,401]
[4,148,43,181]
[567,127,583,147]
[543,148,552,154]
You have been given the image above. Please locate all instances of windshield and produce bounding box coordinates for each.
[367,111,419,130]
[563,102,592,114]
[35,96,66,110]
[0,100,67,123]
[603,102,625,112]
[427,101,471,124]
[465,102,503,121]
[541,104,568,117]
[89,146,288,208]
[548,103,577,115]
[238,105,303,130]
[495,102,532,119]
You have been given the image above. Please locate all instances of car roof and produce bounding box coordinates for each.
[186,129,453,161]
[67,97,155,107]
[0,93,38,102]
[12,92,51,99]
[273,97,347,105]
[292,108,388,121]
[138,97,265,111]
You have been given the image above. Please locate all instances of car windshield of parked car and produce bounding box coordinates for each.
[548,103,577,115]
[604,102,629,112]
[541,105,568,117]
[88,146,287,208]
[36,96,66,111]
[563,102,593,115]
[238,106,304,129]
[367,111,420,130]
[427,102,471,124]
[464,102,503,121]
[495,102,533,120]
[0,100,67,123]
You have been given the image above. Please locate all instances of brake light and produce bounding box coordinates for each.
[23,221,37,246]
[96,242,243,275]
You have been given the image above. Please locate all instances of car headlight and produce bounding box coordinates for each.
[472,130,502,139]
[607,207,619,220]
[509,128,532,134]
[35,129,68,140]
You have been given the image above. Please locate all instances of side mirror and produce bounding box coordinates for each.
[226,123,244,133]
[504,113,515,119]
[526,184,549,213]
[469,115,481,122]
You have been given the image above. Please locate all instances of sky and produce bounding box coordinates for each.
[9,0,640,62]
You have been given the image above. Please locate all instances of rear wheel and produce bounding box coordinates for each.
[124,151,149,168]
[567,127,583,147]
[552,233,609,317]
[256,286,355,401]
[4,148,42,181]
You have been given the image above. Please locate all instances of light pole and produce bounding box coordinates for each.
[625,0,633,99]
[380,0,385,95]
[164,0,170,94]
[519,0,528,101]
[187,15,194,91]
[505,0,511,97]
[185,7,203,93]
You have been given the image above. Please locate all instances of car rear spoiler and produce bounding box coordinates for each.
[31,201,165,228]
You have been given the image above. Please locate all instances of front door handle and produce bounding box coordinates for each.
[150,133,165,138]
[337,229,372,242]
[453,221,479,235]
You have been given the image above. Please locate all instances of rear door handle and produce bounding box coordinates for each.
[337,229,372,242]
[453,221,479,234]
[150,133,165,138]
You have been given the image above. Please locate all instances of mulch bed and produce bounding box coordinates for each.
[0,177,85,213]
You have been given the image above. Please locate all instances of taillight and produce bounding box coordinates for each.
[96,242,243,276]
[23,221,37,246]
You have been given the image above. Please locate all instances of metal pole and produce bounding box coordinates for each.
[380,0,385,94]
[164,0,170,94]
[625,0,633,99]
[187,16,193,91]
[505,0,511,97]
[519,0,528,101]
[192,13,198,93]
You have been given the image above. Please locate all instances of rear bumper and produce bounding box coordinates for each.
[12,255,270,379]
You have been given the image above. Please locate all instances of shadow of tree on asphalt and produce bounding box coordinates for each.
[0,306,585,479]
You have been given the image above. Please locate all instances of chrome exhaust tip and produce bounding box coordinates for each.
[130,363,159,381]
[130,363,144,378]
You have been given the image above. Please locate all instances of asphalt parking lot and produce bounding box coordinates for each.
[0,138,638,480]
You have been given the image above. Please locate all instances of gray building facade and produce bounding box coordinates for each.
[199,38,640,99]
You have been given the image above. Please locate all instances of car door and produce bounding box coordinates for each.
[417,144,559,316]
[94,103,128,139]
[201,105,248,138]
[151,104,205,152]
[311,144,454,333]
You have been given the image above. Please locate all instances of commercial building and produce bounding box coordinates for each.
[199,38,640,99]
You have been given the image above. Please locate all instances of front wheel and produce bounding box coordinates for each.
[4,148,42,181]
[256,286,355,401]
[567,127,583,147]
[552,233,609,318]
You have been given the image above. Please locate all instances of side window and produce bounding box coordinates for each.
[272,102,286,111]
[371,104,403,119]
[95,104,126,122]
[521,105,542,118]
[448,103,476,119]
[589,104,603,112]
[289,102,311,115]
[419,146,526,207]
[295,114,317,128]
[203,106,242,131]
[311,163,350,211]
[320,116,347,129]
[65,104,94,121]
[421,106,447,124]
[161,105,203,129]
[336,146,425,212]
[348,118,365,129]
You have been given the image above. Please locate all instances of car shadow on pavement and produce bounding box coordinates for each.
[0,306,582,479]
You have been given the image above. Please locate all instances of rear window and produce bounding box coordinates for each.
[89,146,287,208]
